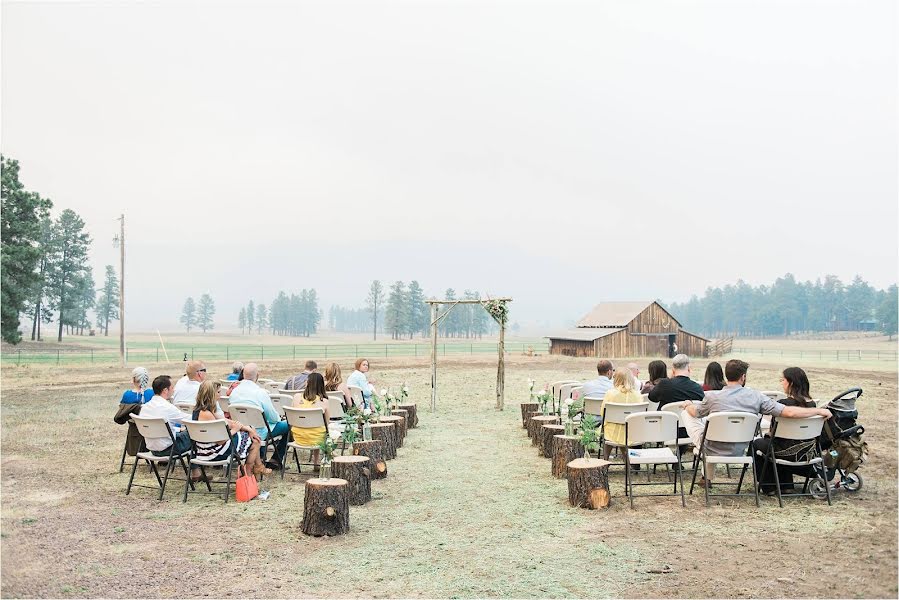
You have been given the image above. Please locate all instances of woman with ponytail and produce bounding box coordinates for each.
[121,367,153,404]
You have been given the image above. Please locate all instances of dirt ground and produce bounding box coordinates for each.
[1,355,896,598]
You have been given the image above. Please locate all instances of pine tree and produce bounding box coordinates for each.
[367,280,385,340]
[385,281,407,339]
[246,299,255,332]
[95,265,120,336]
[255,303,267,334]
[406,280,427,338]
[0,156,53,344]
[181,297,196,333]
[46,209,92,342]
[197,293,215,333]
[238,307,247,333]
[878,284,898,340]
[27,216,55,341]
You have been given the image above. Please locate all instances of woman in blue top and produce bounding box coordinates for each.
[346,358,377,409]
[121,367,153,404]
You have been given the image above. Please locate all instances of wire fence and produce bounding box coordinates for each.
[728,348,897,362]
[2,341,551,366]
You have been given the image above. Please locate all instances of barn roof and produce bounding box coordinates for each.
[679,328,710,342]
[545,328,624,342]
[577,301,681,328]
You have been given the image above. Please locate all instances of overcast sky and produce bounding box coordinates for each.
[3,0,896,332]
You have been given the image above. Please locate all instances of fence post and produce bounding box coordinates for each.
[226,346,229,360]
[443,343,446,356]
[355,345,358,357]
[157,347,159,363]
[191,347,194,359]
[17,350,21,366]
[261,346,265,360]
[91,349,94,363]
[415,344,418,357]
[293,346,296,360]
[57,349,60,365]
[471,344,473,354]
[385,344,388,357]
[325,346,328,359]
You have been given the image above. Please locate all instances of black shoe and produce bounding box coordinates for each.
[264,461,281,470]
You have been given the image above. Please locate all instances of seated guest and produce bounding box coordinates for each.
[702,361,726,391]
[640,360,667,395]
[324,362,352,406]
[291,372,331,468]
[121,366,153,404]
[346,358,377,408]
[580,360,615,399]
[627,363,643,392]
[285,360,317,391]
[648,354,703,409]
[172,361,207,405]
[191,381,269,478]
[140,375,191,457]
[683,360,831,488]
[229,363,290,469]
[599,368,644,460]
[226,362,244,382]
[752,367,820,494]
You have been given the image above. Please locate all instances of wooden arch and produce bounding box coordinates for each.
[425,297,512,412]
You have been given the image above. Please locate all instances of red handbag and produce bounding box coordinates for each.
[235,464,259,502]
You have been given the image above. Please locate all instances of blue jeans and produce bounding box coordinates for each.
[262,420,290,464]
[151,430,191,457]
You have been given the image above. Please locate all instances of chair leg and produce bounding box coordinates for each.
[689,453,699,495]
[119,445,128,473]
[224,460,234,503]
[736,464,747,493]
[126,453,141,495]
[703,460,710,507]
[750,459,760,507]
[675,461,686,507]
[182,462,192,503]
[773,458,784,508]
[626,454,634,510]
[158,458,174,501]
[293,448,302,474]
[149,461,163,487]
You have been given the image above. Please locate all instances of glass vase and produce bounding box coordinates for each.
[564,419,574,437]
[363,422,372,441]
[320,459,331,481]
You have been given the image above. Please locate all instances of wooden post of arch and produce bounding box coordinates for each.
[427,297,511,413]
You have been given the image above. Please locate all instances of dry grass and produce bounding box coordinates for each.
[1,354,896,598]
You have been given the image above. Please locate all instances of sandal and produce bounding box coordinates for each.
[252,464,273,476]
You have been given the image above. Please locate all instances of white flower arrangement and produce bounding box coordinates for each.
[363,408,372,416]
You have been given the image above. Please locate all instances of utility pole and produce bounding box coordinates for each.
[114,214,126,366]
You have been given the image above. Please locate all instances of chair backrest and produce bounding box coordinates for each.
[551,380,579,402]
[284,406,326,430]
[770,415,825,441]
[626,411,679,446]
[269,394,293,417]
[262,381,281,392]
[228,404,267,429]
[703,412,760,444]
[182,419,230,444]
[559,382,579,403]
[761,390,788,401]
[217,397,230,414]
[583,396,604,418]
[642,393,659,411]
[602,402,648,426]
[661,401,689,414]
[130,415,173,439]
[327,395,346,419]
[174,401,194,414]
[277,388,295,396]
[347,385,364,407]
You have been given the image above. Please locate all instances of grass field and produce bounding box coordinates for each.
[1,352,896,598]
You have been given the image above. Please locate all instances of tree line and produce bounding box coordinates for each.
[234,290,321,336]
[1,155,123,343]
[667,274,898,338]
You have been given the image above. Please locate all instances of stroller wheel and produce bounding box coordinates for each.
[809,478,829,500]
[844,472,863,492]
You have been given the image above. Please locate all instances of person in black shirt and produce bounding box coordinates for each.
[648,354,704,408]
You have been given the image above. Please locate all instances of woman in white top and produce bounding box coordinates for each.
[346,357,376,408]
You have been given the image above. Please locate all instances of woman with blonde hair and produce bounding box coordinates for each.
[324,362,351,406]
[291,372,331,469]
[191,380,269,479]
[599,367,644,459]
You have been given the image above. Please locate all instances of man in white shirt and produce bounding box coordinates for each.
[172,361,207,405]
[140,375,192,456]
[230,363,289,469]
[581,360,615,398]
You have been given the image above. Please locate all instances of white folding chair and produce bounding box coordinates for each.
[217,396,230,415]
[583,396,604,421]
[126,415,192,501]
[262,380,281,392]
[600,402,649,466]
[180,419,241,503]
[643,393,659,411]
[347,385,365,409]
[327,394,346,420]
[282,406,327,478]
[757,416,831,507]
[551,380,579,414]
[690,412,761,506]
[761,390,788,401]
[269,394,293,419]
[624,412,686,508]
[228,404,284,478]
[174,401,194,414]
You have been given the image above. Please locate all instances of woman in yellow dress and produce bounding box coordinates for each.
[291,372,331,468]
[600,367,644,460]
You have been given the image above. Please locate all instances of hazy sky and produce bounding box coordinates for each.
[3,0,896,332]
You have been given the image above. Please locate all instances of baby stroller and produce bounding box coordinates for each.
[815,387,867,498]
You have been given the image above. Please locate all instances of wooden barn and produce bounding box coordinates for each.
[547,301,709,358]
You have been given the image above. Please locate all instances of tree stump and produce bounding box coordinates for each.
[566,458,611,509]
[525,411,543,442]
[540,424,566,458]
[391,409,410,437]
[301,478,350,536]
[380,415,405,448]
[369,423,397,460]
[531,416,560,446]
[520,403,539,428]
[398,403,418,428]
[552,435,584,479]
[331,455,371,505]
[352,440,387,479]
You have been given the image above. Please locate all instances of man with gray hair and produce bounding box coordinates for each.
[226,361,244,381]
[647,354,703,409]
[229,362,290,469]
